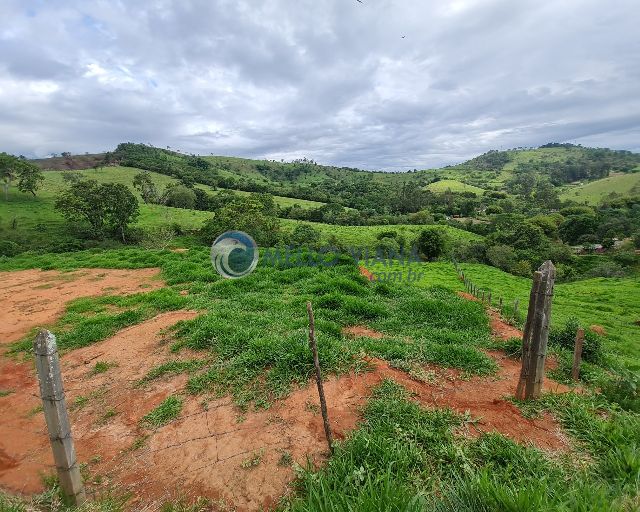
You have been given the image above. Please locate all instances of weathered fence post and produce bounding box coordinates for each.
[307,302,334,454]
[34,330,86,505]
[499,296,503,315]
[488,291,492,306]
[515,261,556,400]
[481,290,485,303]
[513,299,519,321]
[572,328,585,381]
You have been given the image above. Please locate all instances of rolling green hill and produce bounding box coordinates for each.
[559,171,640,204]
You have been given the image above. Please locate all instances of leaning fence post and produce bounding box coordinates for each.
[34,330,86,505]
[307,302,334,454]
[515,261,556,400]
[572,328,585,381]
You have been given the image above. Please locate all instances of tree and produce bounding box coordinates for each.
[0,152,44,199]
[199,196,281,246]
[559,215,597,245]
[416,227,446,260]
[55,179,139,242]
[163,184,196,209]
[289,223,321,248]
[133,171,159,204]
[102,183,140,242]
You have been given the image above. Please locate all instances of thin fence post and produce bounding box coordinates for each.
[34,330,86,505]
[499,297,503,315]
[514,299,519,321]
[488,291,492,306]
[481,290,485,303]
[515,261,556,400]
[572,328,585,381]
[307,302,334,454]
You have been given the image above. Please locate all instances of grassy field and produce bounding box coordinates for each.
[559,172,640,204]
[1,246,638,511]
[366,261,640,371]
[425,179,485,195]
[281,221,483,251]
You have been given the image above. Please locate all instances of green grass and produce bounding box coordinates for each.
[559,172,640,204]
[281,221,482,251]
[427,262,640,370]
[141,396,183,428]
[426,179,484,195]
[284,380,640,511]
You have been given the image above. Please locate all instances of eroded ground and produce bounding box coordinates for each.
[0,267,574,511]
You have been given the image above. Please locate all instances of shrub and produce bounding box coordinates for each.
[289,223,321,248]
[600,369,639,412]
[416,228,446,260]
[549,317,604,364]
[485,244,517,271]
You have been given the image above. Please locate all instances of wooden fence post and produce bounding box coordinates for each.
[34,330,86,505]
[307,302,334,454]
[499,297,503,315]
[481,290,485,303]
[515,261,556,400]
[488,291,492,306]
[514,299,519,321]
[572,328,585,381]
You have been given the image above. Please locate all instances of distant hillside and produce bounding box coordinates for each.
[29,142,640,206]
[32,153,105,170]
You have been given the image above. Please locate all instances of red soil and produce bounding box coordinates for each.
[0,268,163,345]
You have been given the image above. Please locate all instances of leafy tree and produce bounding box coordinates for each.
[486,245,517,271]
[559,215,597,245]
[163,184,197,209]
[102,183,140,242]
[133,172,159,203]
[199,195,281,246]
[416,227,446,260]
[289,223,321,248]
[55,179,139,241]
[0,152,44,199]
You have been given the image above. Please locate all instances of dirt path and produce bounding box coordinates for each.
[0,268,163,345]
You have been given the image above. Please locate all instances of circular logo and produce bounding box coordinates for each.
[210,231,259,279]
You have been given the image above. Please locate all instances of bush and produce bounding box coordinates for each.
[600,369,640,412]
[583,262,627,278]
[0,240,20,257]
[289,223,321,248]
[485,244,517,271]
[416,228,446,260]
[376,237,401,259]
[549,317,604,364]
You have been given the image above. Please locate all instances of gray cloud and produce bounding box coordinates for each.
[0,0,638,169]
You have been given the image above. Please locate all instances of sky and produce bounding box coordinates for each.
[1,0,639,170]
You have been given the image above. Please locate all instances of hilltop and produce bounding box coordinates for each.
[32,142,640,208]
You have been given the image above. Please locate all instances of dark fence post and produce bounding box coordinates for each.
[515,261,556,400]
[572,328,585,381]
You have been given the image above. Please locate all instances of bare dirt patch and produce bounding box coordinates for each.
[342,325,384,339]
[0,268,163,345]
[358,266,376,281]
[589,324,607,336]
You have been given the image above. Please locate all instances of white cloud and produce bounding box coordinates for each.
[0,0,638,169]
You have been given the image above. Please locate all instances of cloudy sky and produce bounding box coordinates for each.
[1,0,639,170]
